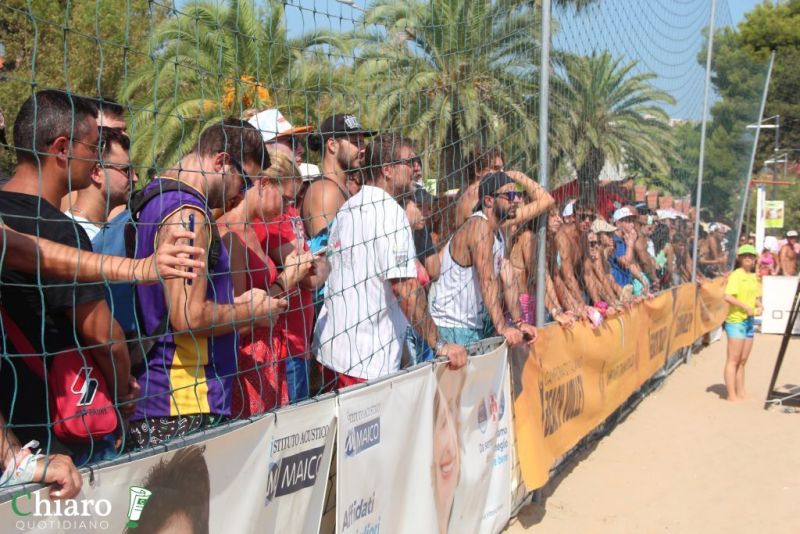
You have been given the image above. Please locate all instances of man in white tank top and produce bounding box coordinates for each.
[430,172,539,347]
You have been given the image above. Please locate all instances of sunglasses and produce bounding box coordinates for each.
[103,162,135,180]
[495,191,524,202]
[226,154,254,193]
[588,240,599,247]
[394,156,422,168]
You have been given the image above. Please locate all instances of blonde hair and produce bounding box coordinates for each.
[263,149,302,180]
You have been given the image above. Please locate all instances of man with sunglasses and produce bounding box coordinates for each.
[554,201,600,314]
[430,172,537,347]
[65,127,135,241]
[126,118,288,448]
[0,90,139,460]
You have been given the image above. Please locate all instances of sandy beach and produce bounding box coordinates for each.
[506,333,800,534]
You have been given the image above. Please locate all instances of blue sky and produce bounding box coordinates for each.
[278,0,768,119]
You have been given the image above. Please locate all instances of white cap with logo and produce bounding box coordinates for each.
[247,109,314,143]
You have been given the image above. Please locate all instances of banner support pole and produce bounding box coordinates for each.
[691,0,718,283]
[535,0,552,327]
[732,51,775,267]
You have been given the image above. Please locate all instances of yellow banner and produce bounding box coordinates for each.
[695,276,729,337]
[513,281,726,490]
[669,283,697,351]
[637,291,673,385]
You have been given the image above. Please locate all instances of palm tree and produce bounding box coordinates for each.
[120,0,340,172]
[348,0,542,192]
[557,51,675,205]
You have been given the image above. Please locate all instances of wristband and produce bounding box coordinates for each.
[433,338,447,355]
[0,441,43,486]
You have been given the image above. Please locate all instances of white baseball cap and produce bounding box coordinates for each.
[787,230,799,237]
[591,218,617,233]
[247,109,314,143]
[612,206,636,222]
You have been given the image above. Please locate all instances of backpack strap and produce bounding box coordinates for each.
[0,306,46,380]
[126,180,222,269]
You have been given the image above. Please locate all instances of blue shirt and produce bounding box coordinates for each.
[610,234,632,287]
[91,210,137,333]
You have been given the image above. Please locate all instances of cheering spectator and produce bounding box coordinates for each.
[778,230,798,275]
[0,90,137,461]
[757,245,778,277]
[429,171,538,346]
[314,133,467,389]
[127,118,286,447]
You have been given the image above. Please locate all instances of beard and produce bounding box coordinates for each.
[493,202,515,223]
[336,149,360,171]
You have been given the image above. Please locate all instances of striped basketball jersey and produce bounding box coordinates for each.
[132,178,236,420]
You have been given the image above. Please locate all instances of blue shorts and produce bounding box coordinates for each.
[437,326,483,347]
[724,317,755,339]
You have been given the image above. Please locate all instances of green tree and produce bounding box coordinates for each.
[347,0,541,192]
[557,51,675,205]
[697,27,771,223]
[0,0,167,171]
[120,0,341,172]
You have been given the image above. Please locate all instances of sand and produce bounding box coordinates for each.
[505,333,800,534]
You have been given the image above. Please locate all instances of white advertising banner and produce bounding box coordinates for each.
[761,276,800,334]
[335,366,437,534]
[0,398,336,534]
[435,343,512,534]
[1,417,272,533]
[257,397,337,533]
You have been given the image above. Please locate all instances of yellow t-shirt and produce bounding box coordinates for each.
[725,268,761,323]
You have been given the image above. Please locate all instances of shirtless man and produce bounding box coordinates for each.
[301,114,375,252]
[430,172,539,346]
[779,230,799,275]
[554,201,596,310]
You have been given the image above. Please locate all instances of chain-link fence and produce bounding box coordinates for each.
[0,0,770,497]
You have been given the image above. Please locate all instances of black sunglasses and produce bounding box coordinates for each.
[226,154,254,193]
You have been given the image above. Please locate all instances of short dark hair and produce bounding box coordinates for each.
[363,133,413,181]
[465,144,505,183]
[190,117,269,170]
[13,90,98,164]
[124,445,210,534]
[96,97,125,122]
[99,127,130,158]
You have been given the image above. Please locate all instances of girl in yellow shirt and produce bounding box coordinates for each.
[722,245,762,401]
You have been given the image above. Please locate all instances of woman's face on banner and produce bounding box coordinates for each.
[433,370,462,531]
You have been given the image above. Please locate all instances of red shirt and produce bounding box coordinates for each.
[253,206,314,360]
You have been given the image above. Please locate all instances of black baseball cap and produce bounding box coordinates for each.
[475,171,515,211]
[308,114,376,151]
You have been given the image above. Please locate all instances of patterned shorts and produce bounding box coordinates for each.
[127,414,226,450]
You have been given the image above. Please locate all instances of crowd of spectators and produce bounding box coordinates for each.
[1,90,797,498]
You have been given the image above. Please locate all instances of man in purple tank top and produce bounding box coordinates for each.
[128,119,288,449]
